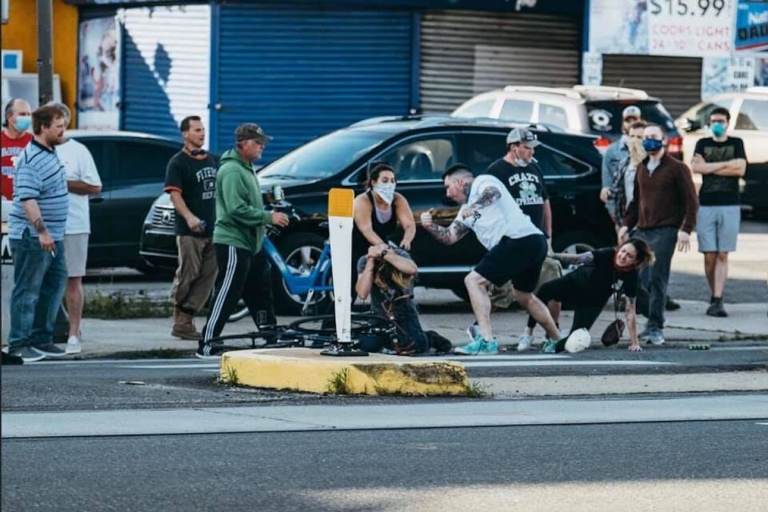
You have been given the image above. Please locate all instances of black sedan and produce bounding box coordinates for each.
[140,116,615,314]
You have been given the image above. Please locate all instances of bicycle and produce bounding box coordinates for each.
[227,198,334,322]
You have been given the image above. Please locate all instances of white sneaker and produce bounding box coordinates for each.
[564,328,591,353]
[516,334,535,352]
[65,335,82,355]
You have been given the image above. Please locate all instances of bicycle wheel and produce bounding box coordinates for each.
[288,314,390,336]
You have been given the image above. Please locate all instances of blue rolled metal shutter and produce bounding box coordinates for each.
[121,5,212,142]
[216,5,413,160]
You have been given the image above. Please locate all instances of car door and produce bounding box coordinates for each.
[104,138,178,266]
[74,137,113,267]
[732,97,768,163]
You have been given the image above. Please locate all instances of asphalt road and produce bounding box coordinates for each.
[3,420,767,511]
[2,348,766,412]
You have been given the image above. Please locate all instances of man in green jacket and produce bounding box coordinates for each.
[197,123,289,359]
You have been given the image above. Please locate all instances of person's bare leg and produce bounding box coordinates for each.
[548,300,561,328]
[517,291,559,340]
[465,271,493,340]
[704,252,717,297]
[66,277,83,337]
[714,252,729,298]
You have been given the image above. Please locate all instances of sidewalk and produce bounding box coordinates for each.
[64,295,767,358]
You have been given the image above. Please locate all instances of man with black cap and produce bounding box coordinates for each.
[196,123,289,359]
[600,105,642,223]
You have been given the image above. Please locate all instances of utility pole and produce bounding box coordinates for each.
[37,0,54,105]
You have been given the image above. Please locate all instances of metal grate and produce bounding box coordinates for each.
[151,207,176,227]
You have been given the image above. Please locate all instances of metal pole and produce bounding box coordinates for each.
[37,0,54,106]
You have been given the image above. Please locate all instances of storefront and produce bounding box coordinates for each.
[67,0,584,158]
[585,0,768,117]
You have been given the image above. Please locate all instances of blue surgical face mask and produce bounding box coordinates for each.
[710,121,727,138]
[14,115,31,132]
[642,138,664,153]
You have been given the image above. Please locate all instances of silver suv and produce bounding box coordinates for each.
[676,87,768,165]
[452,85,682,157]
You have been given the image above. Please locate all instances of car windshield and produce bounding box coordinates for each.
[258,130,388,180]
[585,101,676,135]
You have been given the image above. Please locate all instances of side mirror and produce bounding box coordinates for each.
[683,118,701,132]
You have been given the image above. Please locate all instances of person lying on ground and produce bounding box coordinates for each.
[521,238,655,353]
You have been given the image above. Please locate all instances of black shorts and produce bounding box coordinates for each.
[474,234,547,292]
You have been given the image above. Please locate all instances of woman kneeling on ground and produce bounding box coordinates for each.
[355,243,431,355]
[520,238,654,353]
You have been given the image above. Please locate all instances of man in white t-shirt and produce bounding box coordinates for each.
[52,103,102,354]
[421,164,587,355]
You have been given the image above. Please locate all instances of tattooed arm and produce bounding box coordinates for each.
[551,252,594,265]
[421,213,471,245]
[462,184,501,219]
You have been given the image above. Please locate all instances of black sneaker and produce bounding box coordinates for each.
[2,351,25,365]
[706,300,728,317]
[32,343,67,358]
[665,296,681,311]
[195,341,223,360]
[11,347,46,363]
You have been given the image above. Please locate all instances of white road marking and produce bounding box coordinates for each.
[461,360,677,368]
[119,364,219,370]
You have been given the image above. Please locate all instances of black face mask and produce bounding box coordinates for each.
[189,149,206,157]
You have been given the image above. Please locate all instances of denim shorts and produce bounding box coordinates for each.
[697,206,740,253]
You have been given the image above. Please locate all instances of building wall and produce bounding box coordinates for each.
[1,0,78,123]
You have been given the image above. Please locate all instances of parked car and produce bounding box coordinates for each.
[66,130,180,270]
[675,87,768,216]
[451,85,683,158]
[140,116,615,314]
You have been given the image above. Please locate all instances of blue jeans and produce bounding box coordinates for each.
[8,230,67,350]
[636,226,677,332]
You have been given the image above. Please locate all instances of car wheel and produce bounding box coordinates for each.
[227,301,250,323]
[450,285,470,303]
[273,232,333,316]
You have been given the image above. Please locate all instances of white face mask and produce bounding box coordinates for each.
[514,158,528,167]
[373,183,396,205]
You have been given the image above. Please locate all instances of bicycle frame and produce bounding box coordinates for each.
[263,236,334,299]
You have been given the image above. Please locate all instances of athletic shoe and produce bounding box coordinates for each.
[481,340,499,355]
[454,338,486,355]
[465,322,481,344]
[564,328,591,353]
[516,334,535,352]
[65,335,82,355]
[1,352,24,365]
[195,341,224,360]
[706,301,728,318]
[665,297,681,311]
[638,329,653,343]
[32,343,67,358]
[540,339,558,354]
[12,347,46,363]
[646,330,665,346]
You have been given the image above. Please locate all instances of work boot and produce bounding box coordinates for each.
[172,308,201,340]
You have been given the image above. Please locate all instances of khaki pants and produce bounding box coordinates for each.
[489,256,563,309]
[171,236,218,314]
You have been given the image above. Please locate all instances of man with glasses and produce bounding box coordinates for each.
[690,107,747,317]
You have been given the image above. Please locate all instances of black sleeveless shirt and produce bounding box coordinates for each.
[352,190,399,258]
